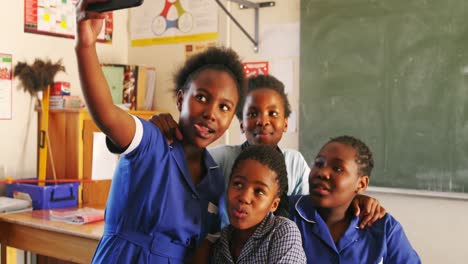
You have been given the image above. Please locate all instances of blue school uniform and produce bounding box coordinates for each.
[92,117,223,263]
[289,195,421,264]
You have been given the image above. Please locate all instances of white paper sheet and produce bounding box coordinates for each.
[91,132,118,180]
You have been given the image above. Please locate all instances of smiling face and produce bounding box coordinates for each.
[241,88,288,147]
[309,142,369,212]
[227,159,280,232]
[177,68,238,148]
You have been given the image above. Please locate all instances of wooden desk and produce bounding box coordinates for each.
[0,210,103,264]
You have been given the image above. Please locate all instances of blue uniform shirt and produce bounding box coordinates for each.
[289,195,421,264]
[92,117,224,263]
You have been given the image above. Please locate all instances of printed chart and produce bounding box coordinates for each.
[0,54,12,120]
[131,0,218,46]
[24,0,113,41]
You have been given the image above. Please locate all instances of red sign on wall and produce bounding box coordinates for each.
[243,61,269,77]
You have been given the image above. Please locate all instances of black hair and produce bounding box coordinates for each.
[326,135,374,177]
[231,145,289,217]
[235,74,292,120]
[173,47,246,113]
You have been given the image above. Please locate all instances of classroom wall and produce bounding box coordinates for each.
[0,1,128,183]
[1,1,467,264]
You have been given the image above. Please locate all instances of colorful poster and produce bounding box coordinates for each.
[0,54,12,120]
[243,61,269,78]
[24,0,113,42]
[130,0,218,46]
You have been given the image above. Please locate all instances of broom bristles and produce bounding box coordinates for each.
[13,58,66,96]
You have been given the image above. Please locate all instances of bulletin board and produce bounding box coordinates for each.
[24,0,113,42]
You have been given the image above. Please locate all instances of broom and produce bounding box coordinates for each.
[14,59,65,185]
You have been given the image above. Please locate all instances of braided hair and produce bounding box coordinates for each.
[326,135,374,177]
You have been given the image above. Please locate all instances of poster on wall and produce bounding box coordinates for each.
[24,0,113,42]
[0,54,12,120]
[130,0,218,46]
[243,61,269,78]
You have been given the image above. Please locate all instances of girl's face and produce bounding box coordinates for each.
[241,88,288,147]
[227,159,280,231]
[177,69,238,148]
[308,142,369,211]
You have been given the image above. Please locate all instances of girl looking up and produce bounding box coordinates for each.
[75,1,245,263]
[211,145,306,263]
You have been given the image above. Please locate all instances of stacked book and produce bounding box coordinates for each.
[49,207,104,225]
[101,64,156,110]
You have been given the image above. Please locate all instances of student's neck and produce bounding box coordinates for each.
[182,142,204,157]
[317,205,353,243]
[230,228,256,259]
[182,142,205,185]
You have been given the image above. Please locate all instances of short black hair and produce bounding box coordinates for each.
[236,74,291,120]
[327,135,374,177]
[173,47,246,113]
[231,145,289,217]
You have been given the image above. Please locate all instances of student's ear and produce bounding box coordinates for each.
[283,118,289,133]
[269,196,281,213]
[176,90,184,112]
[240,122,245,133]
[356,175,369,194]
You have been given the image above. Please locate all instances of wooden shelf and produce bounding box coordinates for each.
[39,109,160,206]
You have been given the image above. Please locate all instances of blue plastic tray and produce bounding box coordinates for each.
[6,180,79,209]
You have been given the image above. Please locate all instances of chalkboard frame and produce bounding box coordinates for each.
[299,0,468,195]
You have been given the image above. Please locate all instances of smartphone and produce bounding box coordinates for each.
[86,0,144,13]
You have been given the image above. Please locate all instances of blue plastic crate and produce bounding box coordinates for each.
[6,179,79,209]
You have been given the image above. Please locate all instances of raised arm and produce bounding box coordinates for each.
[75,0,134,149]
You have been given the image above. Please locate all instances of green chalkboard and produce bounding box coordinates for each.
[299,0,468,193]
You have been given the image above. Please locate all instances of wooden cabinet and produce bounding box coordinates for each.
[41,109,159,206]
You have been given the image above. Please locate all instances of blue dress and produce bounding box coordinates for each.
[92,117,224,263]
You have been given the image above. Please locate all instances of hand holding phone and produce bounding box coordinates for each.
[86,0,144,13]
